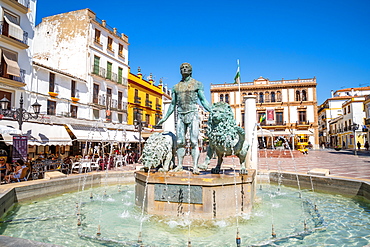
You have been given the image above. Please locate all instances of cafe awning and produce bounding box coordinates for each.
[0,121,72,146]
[66,125,143,143]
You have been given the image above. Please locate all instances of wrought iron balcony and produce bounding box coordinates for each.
[0,67,25,83]
[297,120,309,125]
[156,104,161,111]
[92,65,106,78]
[134,96,141,104]
[145,100,152,108]
[0,21,28,45]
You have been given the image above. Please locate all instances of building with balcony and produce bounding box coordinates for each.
[127,68,164,134]
[211,76,319,149]
[363,95,370,144]
[318,87,370,147]
[0,0,36,114]
[328,96,366,149]
[33,8,128,126]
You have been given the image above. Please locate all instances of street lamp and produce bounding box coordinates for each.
[134,118,144,159]
[0,94,41,131]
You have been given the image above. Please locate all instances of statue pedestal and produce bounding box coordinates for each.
[135,169,256,219]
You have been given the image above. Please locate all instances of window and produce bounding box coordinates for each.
[302,90,307,101]
[47,100,56,115]
[118,44,124,57]
[344,107,346,115]
[93,109,99,120]
[2,10,22,41]
[265,92,270,103]
[118,113,123,123]
[49,73,55,92]
[0,49,20,79]
[276,91,282,102]
[106,88,112,109]
[220,94,224,102]
[70,105,77,118]
[348,105,351,113]
[145,114,150,126]
[94,29,101,44]
[271,92,276,102]
[107,37,113,51]
[225,94,229,103]
[106,62,112,80]
[118,91,123,110]
[298,111,306,124]
[276,112,283,125]
[259,92,264,103]
[118,67,123,84]
[93,55,100,75]
[93,84,99,104]
[296,90,301,101]
[71,80,76,97]
[242,113,245,127]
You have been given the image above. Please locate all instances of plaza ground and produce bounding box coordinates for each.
[178,149,370,181]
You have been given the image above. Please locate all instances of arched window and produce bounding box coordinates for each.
[254,92,258,103]
[259,92,264,103]
[302,90,307,101]
[225,94,229,103]
[265,92,270,103]
[248,92,252,95]
[296,90,301,101]
[271,92,276,102]
[220,94,224,102]
[276,91,282,102]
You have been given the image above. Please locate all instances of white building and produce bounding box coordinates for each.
[0,0,37,114]
[328,96,366,149]
[33,8,129,125]
[318,87,370,147]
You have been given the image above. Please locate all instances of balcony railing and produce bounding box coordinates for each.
[134,96,141,104]
[297,120,309,125]
[0,21,28,45]
[145,100,152,108]
[365,118,370,125]
[0,67,25,83]
[156,104,161,111]
[92,65,106,78]
[259,121,286,126]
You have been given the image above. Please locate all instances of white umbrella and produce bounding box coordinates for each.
[0,125,21,135]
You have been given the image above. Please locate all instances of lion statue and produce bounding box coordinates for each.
[199,102,249,174]
[141,131,177,172]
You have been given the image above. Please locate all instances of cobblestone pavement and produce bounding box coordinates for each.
[175,149,370,181]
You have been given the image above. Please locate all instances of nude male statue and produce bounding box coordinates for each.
[157,63,211,174]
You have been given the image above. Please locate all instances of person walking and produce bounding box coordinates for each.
[357,141,361,150]
[364,141,369,151]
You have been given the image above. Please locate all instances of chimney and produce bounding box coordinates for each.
[137,67,142,79]
[331,90,334,98]
[351,88,355,96]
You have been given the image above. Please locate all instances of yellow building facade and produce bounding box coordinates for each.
[127,68,163,128]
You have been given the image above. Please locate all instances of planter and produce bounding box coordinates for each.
[334,148,341,151]
[71,97,80,102]
[48,92,58,97]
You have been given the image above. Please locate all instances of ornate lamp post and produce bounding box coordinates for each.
[0,94,41,131]
[134,118,144,159]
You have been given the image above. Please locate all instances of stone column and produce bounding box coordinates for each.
[244,95,257,170]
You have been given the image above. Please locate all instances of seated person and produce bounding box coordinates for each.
[0,157,12,180]
[5,159,27,183]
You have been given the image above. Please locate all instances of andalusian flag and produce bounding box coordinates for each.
[259,114,266,123]
[234,59,241,84]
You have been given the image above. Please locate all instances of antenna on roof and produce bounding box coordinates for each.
[359,83,369,87]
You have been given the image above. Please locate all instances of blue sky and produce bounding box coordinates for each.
[35,0,370,104]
